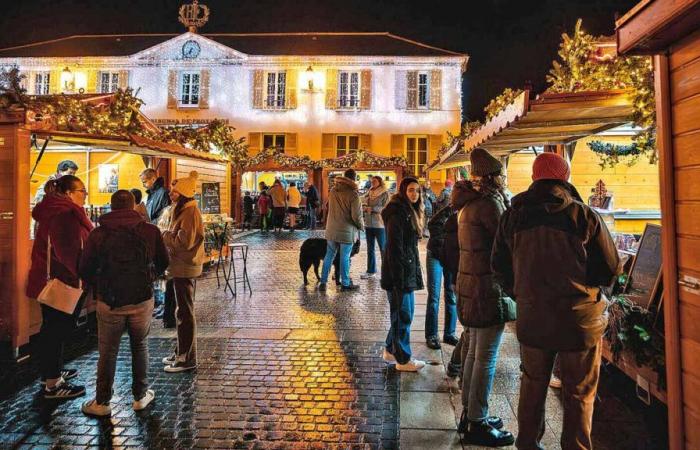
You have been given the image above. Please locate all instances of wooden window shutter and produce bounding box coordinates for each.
[167,70,177,109]
[49,69,61,94]
[406,71,418,109]
[360,70,372,110]
[285,133,298,155]
[429,135,443,160]
[390,134,404,157]
[394,70,407,109]
[118,70,129,90]
[322,133,336,158]
[325,69,338,110]
[199,69,210,109]
[248,132,262,155]
[87,70,98,93]
[359,134,372,151]
[430,70,442,110]
[285,70,297,109]
[252,70,264,109]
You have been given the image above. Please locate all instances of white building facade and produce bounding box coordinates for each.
[0,31,468,178]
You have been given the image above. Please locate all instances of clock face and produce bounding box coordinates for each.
[182,40,201,59]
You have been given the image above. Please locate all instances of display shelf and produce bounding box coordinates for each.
[602,339,667,404]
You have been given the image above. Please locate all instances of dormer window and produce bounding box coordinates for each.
[179,71,200,107]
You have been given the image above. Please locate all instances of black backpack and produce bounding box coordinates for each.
[98,227,155,308]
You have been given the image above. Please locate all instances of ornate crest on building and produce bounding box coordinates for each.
[179,0,210,33]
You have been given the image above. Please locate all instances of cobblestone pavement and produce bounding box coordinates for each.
[0,230,667,449]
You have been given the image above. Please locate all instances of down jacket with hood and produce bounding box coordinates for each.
[454,180,512,328]
[492,179,621,351]
[28,194,94,299]
[145,177,171,224]
[79,208,169,302]
[380,195,424,293]
[325,176,364,243]
[162,199,205,279]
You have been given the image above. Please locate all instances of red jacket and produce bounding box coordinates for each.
[257,194,271,215]
[27,195,93,299]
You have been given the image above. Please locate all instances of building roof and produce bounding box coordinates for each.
[0,32,466,58]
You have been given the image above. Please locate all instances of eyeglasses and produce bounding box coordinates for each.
[72,189,88,195]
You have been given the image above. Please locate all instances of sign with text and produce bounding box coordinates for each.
[152,118,230,126]
[625,224,662,310]
[200,182,221,214]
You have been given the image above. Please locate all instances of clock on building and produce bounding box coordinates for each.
[182,40,201,59]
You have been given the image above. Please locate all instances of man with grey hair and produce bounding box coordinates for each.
[139,168,170,224]
[34,160,79,204]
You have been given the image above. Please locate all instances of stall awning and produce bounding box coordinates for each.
[432,89,635,170]
[32,130,228,163]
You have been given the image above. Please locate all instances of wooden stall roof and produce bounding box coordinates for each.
[432,89,635,170]
[32,129,228,163]
[616,0,700,55]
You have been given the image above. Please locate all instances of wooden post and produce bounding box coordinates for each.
[232,168,242,224]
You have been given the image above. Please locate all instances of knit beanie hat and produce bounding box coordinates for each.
[532,153,570,181]
[172,171,199,198]
[469,148,503,177]
[444,179,454,187]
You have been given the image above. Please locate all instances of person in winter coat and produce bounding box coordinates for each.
[34,160,79,204]
[257,189,272,233]
[435,178,454,211]
[455,148,515,446]
[161,171,205,373]
[243,191,254,230]
[304,181,320,230]
[319,169,364,292]
[140,168,171,224]
[492,153,621,450]
[286,182,302,231]
[130,189,150,221]
[268,180,287,233]
[380,177,425,371]
[78,190,169,417]
[361,176,389,280]
[424,204,459,350]
[28,175,93,399]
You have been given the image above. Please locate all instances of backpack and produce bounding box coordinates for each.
[98,227,155,308]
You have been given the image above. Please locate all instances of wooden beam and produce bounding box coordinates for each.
[617,0,700,54]
[509,116,631,129]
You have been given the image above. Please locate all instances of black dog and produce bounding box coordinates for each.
[299,238,361,285]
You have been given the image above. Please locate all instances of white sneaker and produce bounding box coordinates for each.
[162,354,176,365]
[360,273,376,280]
[549,376,562,389]
[396,359,426,372]
[133,389,155,411]
[382,348,397,364]
[81,398,111,417]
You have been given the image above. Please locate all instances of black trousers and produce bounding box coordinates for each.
[39,304,76,380]
[163,279,176,326]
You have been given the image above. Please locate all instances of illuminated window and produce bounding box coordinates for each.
[34,72,50,95]
[179,71,200,106]
[418,72,429,108]
[406,136,428,177]
[266,72,286,109]
[338,71,360,108]
[263,134,286,151]
[99,72,120,93]
[336,135,359,157]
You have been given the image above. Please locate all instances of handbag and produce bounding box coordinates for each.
[37,236,84,315]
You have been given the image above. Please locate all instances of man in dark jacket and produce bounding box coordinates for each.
[140,168,171,224]
[305,181,320,230]
[491,153,621,450]
[79,190,169,417]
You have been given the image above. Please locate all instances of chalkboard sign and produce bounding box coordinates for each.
[625,224,662,310]
[200,182,221,214]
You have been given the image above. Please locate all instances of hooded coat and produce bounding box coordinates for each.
[162,200,205,279]
[454,181,512,328]
[363,185,389,229]
[27,195,94,299]
[269,183,287,208]
[492,179,621,351]
[325,176,364,243]
[380,195,424,293]
[145,177,171,224]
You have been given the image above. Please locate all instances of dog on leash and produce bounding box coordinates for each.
[299,238,361,285]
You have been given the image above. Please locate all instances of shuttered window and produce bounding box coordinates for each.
[180,71,200,107]
[34,72,50,95]
[418,72,429,108]
[406,136,428,177]
[336,135,360,157]
[266,72,286,109]
[338,71,360,108]
[99,72,120,93]
[263,134,286,150]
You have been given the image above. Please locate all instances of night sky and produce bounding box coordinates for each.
[0,0,638,121]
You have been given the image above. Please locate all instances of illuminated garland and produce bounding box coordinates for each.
[484,88,523,121]
[587,139,656,169]
[546,19,656,166]
[318,149,407,169]
[245,146,320,170]
[425,121,481,172]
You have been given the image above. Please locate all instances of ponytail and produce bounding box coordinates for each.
[52,175,81,195]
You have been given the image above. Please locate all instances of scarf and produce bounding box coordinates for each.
[367,185,387,201]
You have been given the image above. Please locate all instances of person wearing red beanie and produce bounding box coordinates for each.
[532,152,571,182]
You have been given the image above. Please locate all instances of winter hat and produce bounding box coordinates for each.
[172,170,199,198]
[532,153,570,181]
[469,148,503,177]
[444,179,454,188]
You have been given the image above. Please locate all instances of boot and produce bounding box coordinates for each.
[464,419,514,447]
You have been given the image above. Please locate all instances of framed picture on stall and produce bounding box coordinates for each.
[624,224,662,310]
[98,163,119,193]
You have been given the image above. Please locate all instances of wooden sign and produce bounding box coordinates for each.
[200,182,221,214]
[625,224,662,310]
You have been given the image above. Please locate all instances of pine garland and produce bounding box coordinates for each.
[484,88,523,121]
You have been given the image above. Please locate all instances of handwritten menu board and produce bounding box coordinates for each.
[200,182,221,214]
[625,224,662,310]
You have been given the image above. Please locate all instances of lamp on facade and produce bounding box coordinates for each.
[306,66,314,91]
[61,67,75,93]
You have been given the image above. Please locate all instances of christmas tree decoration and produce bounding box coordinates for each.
[484,88,523,121]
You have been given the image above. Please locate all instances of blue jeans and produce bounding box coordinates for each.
[385,290,415,364]
[425,250,457,339]
[320,240,352,286]
[307,206,317,230]
[461,324,505,421]
[365,228,386,274]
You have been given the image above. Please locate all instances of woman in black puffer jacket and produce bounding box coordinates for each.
[380,177,425,372]
[455,148,515,447]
